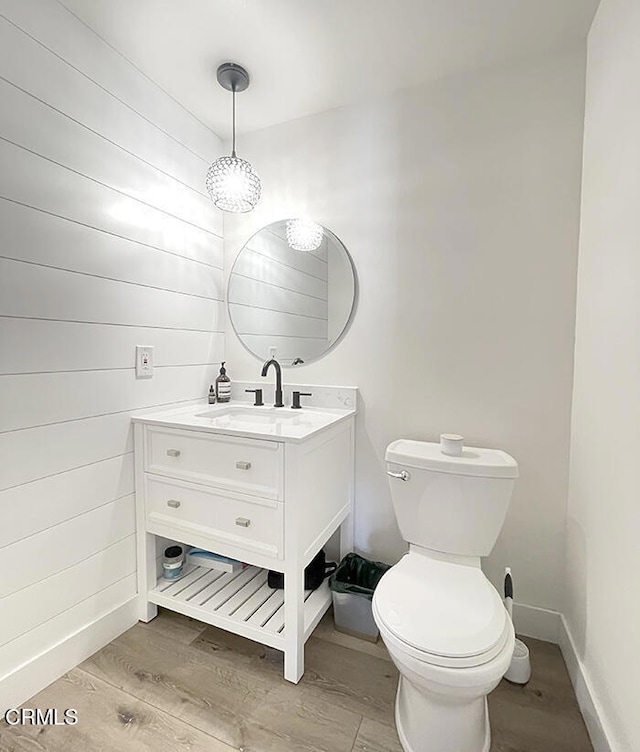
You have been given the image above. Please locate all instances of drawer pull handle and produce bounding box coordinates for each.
[166,449,181,457]
[167,499,181,509]
[235,517,251,527]
[236,461,252,470]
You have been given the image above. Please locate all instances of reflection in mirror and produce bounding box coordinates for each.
[228,219,356,365]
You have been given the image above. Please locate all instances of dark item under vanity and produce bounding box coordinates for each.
[268,549,336,591]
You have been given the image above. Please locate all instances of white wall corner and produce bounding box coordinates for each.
[0,598,138,715]
[559,615,614,752]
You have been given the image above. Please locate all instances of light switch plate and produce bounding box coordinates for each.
[135,345,154,378]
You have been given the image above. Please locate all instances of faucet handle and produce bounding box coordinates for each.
[291,391,312,410]
[245,388,264,406]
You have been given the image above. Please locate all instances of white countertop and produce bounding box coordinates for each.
[131,399,357,443]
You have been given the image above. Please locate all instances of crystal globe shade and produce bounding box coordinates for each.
[206,155,261,213]
[286,219,324,252]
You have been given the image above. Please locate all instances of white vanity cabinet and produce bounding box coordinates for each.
[133,405,355,683]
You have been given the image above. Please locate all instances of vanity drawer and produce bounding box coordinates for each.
[145,476,283,559]
[145,427,284,500]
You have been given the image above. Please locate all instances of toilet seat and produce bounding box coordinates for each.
[373,551,509,669]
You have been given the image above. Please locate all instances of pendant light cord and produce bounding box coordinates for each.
[231,86,237,158]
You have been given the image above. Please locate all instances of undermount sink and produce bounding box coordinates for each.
[134,402,355,442]
[195,406,303,424]
[192,405,334,436]
[132,399,356,442]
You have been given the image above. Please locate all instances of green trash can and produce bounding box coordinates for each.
[329,553,391,642]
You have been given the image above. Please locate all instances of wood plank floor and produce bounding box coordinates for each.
[0,608,593,752]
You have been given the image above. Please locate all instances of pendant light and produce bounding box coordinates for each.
[206,62,261,213]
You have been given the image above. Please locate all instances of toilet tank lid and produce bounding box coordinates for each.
[386,439,518,479]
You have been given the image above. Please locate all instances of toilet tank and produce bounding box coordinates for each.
[385,439,518,557]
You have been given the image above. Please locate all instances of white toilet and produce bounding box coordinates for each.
[372,438,519,752]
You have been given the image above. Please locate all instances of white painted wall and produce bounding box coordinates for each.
[565,1,640,750]
[0,0,223,709]
[224,47,586,614]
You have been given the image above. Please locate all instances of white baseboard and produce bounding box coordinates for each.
[0,597,138,715]
[512,601,562,643]
[512,603,613,752]
[559,615,614,752]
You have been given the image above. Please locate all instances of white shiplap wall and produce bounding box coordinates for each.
[0,0,224,710]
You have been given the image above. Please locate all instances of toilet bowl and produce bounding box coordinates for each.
[373,549,515,752]
[377,438,519,752]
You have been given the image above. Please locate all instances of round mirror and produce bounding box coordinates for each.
[228,219,357,365]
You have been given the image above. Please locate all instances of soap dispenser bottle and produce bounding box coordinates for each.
[215,362,231,403]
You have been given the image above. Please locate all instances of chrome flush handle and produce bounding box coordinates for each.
[386,470,411,482]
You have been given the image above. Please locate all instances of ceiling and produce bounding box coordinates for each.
[60,0,599,139]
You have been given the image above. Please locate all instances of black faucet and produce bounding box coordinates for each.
[291,390,312,409]
[261,358,284,407]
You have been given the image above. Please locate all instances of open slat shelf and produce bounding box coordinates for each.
[148,565,332,650]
